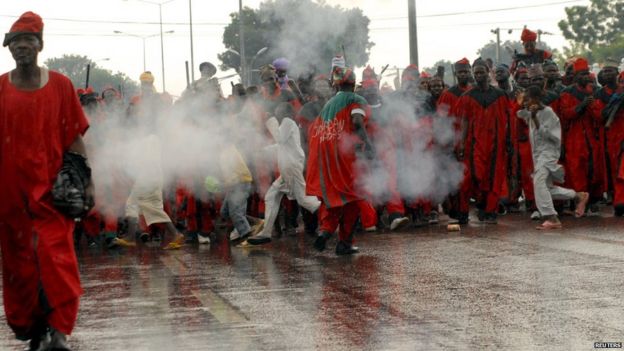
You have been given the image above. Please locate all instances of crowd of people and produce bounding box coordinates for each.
[71,28,624,254]
[2,10,624,350]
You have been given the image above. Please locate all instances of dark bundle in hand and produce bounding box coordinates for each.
[52,151,93,218]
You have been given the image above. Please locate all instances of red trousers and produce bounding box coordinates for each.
[357,200,378,229]
[319,201,360,244]
[0,214,82,339]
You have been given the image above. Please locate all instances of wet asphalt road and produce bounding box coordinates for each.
[1,211,624,351]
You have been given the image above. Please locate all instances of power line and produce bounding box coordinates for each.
[370,0,585,21]
[0,14,226,26]
[370,17,565,31]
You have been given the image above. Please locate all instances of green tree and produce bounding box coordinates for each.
[44,54,138,98]
[219,0,374,83]
[558,0,624,63]
[423,60,454,86]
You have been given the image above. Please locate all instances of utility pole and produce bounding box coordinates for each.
[239,0,247,85]
[490,28,501,64]
[189,0,195,81]
[408,0,419,67]
[158,3,166,92]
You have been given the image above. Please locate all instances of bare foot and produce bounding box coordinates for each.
[574,192,589,218]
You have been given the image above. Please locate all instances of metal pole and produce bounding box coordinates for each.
[159,3,166,92]
[495,28,501,64]
[189,0,195,81]
[142,37,146,72]
[239,0,246,86]
[407,0,419,67]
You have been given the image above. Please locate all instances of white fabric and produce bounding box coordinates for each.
[518,106,575,216]
[254,117,320,238]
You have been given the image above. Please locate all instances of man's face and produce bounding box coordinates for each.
[473,66,488,85]
[141,81,154,94]
[544,65,560,82]
[456,68,471,85]
[516,72,530,88]
[601,67,619,85]
[530,75,545,88]
[495,68,510,82]
[8,34,41,66]
[523,41,536,54]
[576,70,591,86]
[419,78,430,91]
[429,78,444,97]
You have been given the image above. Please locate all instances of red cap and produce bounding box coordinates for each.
[573,57,590,73]
[521,28,537,43]
[3,11,43,47]
[420,71,431,79]
[454,57,471,71]
[402,64,419,82]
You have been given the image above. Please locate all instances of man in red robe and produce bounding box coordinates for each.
[511,28,553,74]
[306,68,372,255]
[591,60,623,215]
[456,58,511,223]
[437,58,472,224]
[0,12,92,350]
[558,58,596,200]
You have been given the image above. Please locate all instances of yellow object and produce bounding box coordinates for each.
[112,238,136,247]
[163,235,185,250]
[219,145,253,186]
[140,71,155,83]
[447,224,461,232]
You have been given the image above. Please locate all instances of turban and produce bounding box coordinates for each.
[140,71,155,83]
[401,64,419,82]
[199,62,216,77]
[472,57,489,71]
[603,58,620,69]
[573,57,590,73]
[454,57,471,71]
[332,67,356,86]
[521,28,537,43]
[272,57,289,71]
[331,56,346,70]
[495,63,510,72]
[543,59,558,69]
[3,11,43,47]
[528,64,544,78]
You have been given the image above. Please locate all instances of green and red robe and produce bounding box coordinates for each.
[306,92,369,208]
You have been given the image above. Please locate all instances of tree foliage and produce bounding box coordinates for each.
[219,0,374,82]
[44,54,138,97]
[558,0,624,63]
[423,60,454,86]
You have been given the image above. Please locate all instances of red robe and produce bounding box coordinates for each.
[592,86,624,207]
[0,71,88,337]
[306,92,368,208]
[438,85,472,217]
[559,84,596,193]
[456,86,510,213]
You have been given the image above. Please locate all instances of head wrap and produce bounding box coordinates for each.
[542,59,558,69]
[361,66,378,89]
[521,28,537,43]
[573,57,590,73]
[528,64,544,78]
[260,64,276,81]
[272,57,289,71]
[472,57,489,71]
[603,58,620,69]
[495,63,510,72]
[4,11,43,47]
[454,57,471,71]
[199,62,216,77]
[140,71,155,83]
[420,71,432,79]
[401,64,419,82]
[332,67,356,86]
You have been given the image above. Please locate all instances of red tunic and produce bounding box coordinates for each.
[0,70,88,336]
[456,86,510,206]
[558,84,595,192]
[306,92,368,208]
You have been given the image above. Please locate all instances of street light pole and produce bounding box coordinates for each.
[114,30,173,74]
[407,0,419,67]
[158,3,167,92]
[189,0,195,81]
[239,0,247,86]
[491,28,501,64]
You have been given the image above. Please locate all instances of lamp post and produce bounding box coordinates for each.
[124,0,175,92]
[114,30,174,73]
[226,47,268,85]
[188,0,195,81]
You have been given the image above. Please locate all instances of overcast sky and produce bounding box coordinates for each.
[0,0,590,96]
